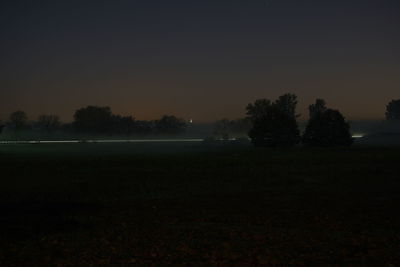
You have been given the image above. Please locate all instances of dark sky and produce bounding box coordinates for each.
[1,0,399,122]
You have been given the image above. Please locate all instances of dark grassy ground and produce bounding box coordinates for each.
[0,142,399,266]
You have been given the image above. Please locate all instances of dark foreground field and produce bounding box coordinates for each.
[1,142,399,266]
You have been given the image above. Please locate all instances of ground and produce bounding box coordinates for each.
[0,142,399,265]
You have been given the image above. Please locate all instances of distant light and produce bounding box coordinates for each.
[189,119,193,124]
[352,133,365,139]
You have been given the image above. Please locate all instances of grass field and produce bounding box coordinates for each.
[1,142,399,265]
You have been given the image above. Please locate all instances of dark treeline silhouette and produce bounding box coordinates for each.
[1,106,188,138]
[74,106,115,134]
[3,111,63,134]
[73,106,187,136]
[245,94,354,147]
[2,98,399,145]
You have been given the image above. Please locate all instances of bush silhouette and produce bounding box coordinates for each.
[302,108,353,147]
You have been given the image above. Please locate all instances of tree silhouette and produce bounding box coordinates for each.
[8,111,28,132]
[246,99,272,121]
[111,115,137,135]
[275,93,299,119]
[385,99,400,120]
[309,98,327,119]
[37,115,61,132]
[73,106,114,134]
[246,95,300,147]
[155,115,187,135]
[302,102,353,147]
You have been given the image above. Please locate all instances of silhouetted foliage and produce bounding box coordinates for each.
[0,124,4,134]
[385,99,400,120]
[36,115,61,132]
[309,98,327,119]
[246,95,300,147]
[8,111,29,132]
[73,106,164,136]
[302,102,353,147]
[275,93,300,119]
[155,115,187,135]
[111,115,137,135]
[73,106,114,134]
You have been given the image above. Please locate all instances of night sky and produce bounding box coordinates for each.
[1,0,399,122]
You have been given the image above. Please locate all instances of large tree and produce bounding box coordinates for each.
[73,106,114,134]
[246,95,300,147]
[302,100,353,147]
[385,99,400,120]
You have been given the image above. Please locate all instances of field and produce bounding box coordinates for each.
[1,142,400,265]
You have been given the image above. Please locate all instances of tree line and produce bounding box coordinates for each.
[0,106,187,136]
[213,95,400,147]
[1,97,400,145]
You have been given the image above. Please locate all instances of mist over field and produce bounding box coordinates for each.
[1,0,400,265]
[2,119,400,147]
